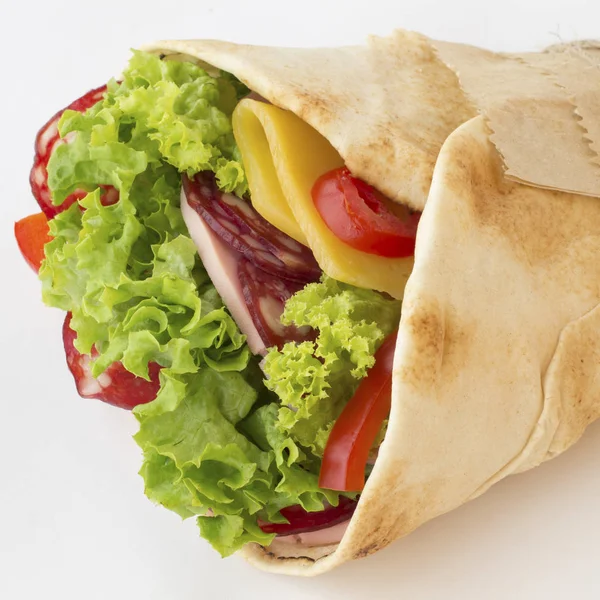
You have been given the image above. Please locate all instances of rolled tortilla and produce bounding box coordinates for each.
[144,30,476,212]
[144,34,600,575]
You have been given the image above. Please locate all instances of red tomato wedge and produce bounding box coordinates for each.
[14,212,52,272]
[258,496,357,536]
[312,167,420,258]
[319,331,397,492]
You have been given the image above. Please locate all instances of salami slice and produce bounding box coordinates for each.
[30,85,113,219]
[62,314,161,410]
[258,496,357,536]
[182,172,321,283]
[238,258,315,350]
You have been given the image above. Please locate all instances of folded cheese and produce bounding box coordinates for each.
[232,99,414,299]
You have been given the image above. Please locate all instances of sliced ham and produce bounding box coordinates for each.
[263,519,349,561]
[182,172,320,283]
[180,176,345,553]
[180,188,267,355]
[238,258,315,350]
[270,518,350,547]
[258,496,355,556]
[181,175,319,353]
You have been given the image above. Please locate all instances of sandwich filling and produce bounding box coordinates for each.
[21,50,420,557]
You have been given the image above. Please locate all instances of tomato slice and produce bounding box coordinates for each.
[312,167,420,258]
[319,331,397,492]
[14,212,52,273]
[258,496,357,536]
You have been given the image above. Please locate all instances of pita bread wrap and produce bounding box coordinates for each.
[142,32,600,575]
[145,31,476,212]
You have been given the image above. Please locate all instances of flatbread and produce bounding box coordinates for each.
[243,115,600,575]
[143,33,600,575]
[432,39,600,197]
[143,31,475,211]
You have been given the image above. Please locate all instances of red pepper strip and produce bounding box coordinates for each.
[319,331,397,492]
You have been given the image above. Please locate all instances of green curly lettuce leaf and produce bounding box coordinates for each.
[135,368,339,557]
[48,49,247,201]
[263,276,402,457]
[39,51,347,557]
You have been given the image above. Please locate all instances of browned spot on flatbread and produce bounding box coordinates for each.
[397,299,445,391]
[369,31,475,152]
[351,502,408,558]
[350,459,457,560]
[442,129,507,202]
[288,88,337,125]
[346,134,435,206]
[472,186,588,267]
[344,458,408,560]
[353,542,380,559]
[444,124,600,267]
[440,309,475,382]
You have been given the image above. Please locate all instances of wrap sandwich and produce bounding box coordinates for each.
[14,31,600,576]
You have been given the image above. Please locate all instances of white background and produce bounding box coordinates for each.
[2,1,600,598]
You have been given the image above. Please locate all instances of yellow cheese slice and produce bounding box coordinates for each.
[233,100,309,244]
[232,99,414,299]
